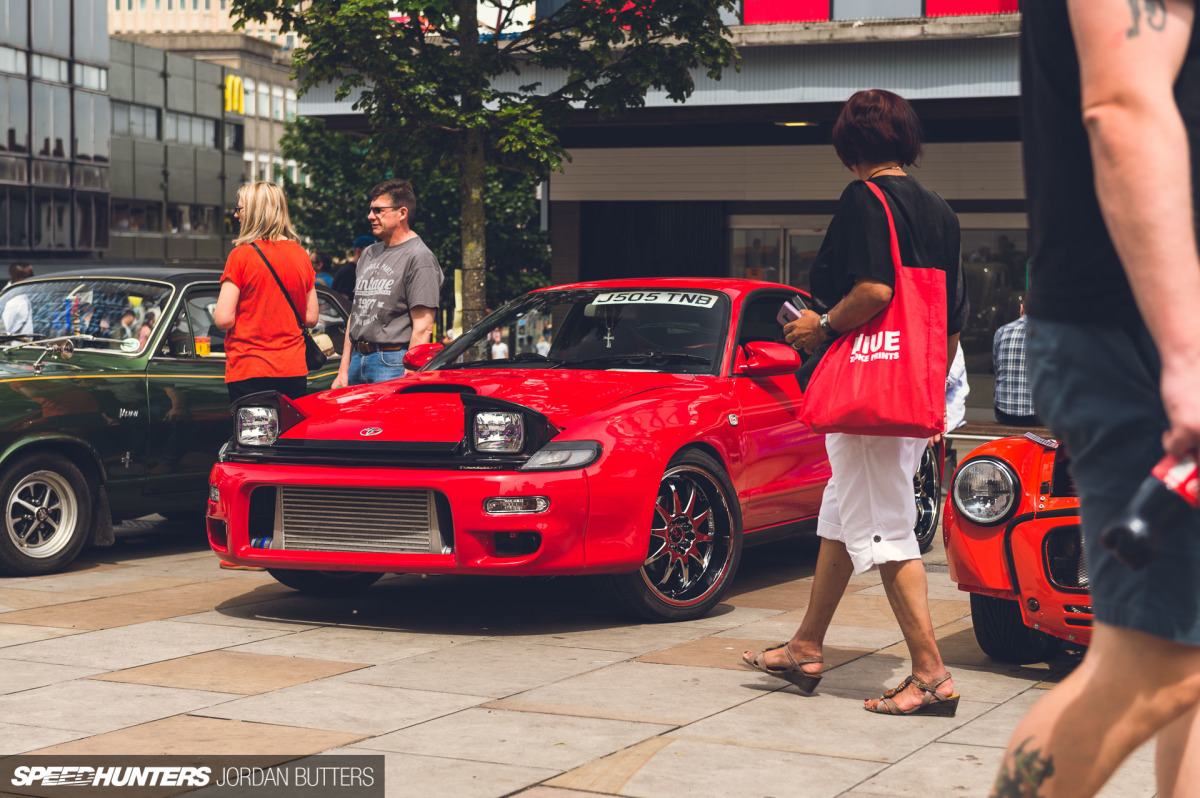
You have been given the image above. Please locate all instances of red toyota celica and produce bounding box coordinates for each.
[206,279,943,621]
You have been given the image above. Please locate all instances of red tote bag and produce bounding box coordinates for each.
[798,181,947,438]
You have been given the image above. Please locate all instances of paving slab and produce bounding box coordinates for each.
[487,661,777,726]
[229,625,477,665]
[717,615,908,653]
[92,650,370,694]
[0,623,81,648]
[363,707,671,771]
[820,651,1041,706]
[330,746,557,798]
[636,637,870,674]
[845,741,1156,798]
[0,679,234,734]
[0,658,102,694]
[0,579,292,630]
[0,619,289,670]
[670,688,988,764]
[0,722,88,755]
[193,680,487,735]
[27,715,366,756]
[170,609,325,632]
[339,638,631,698]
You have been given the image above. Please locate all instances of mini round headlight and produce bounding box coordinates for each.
[952,458,1018,525]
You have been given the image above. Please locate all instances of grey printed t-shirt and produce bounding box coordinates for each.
[347,236,443,346]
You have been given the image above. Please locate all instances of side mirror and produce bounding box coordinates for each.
[735,341,802,377]
[403,342,444,370]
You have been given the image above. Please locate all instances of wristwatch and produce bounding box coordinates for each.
[818,313,838,338]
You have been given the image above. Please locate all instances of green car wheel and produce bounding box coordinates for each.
[0,453,93,577]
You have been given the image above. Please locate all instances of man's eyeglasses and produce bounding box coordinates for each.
[367,205,399,216]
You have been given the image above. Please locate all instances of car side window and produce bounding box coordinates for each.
[737,293,792,350]
[184,288,224,357]
[315,291,347,357]
[162,307,194,358]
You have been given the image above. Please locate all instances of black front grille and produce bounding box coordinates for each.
[1045,525,1088,589]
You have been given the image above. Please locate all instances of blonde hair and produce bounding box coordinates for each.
[233,181,300,246]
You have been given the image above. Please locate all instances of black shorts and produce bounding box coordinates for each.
[1028,318,1200,645]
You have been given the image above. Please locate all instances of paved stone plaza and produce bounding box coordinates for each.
[0,520,1153,797]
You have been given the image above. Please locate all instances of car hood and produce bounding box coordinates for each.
[287,369,698,443]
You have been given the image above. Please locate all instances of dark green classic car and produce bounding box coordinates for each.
[0,268,349,577]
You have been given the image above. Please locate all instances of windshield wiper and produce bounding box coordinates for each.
[568,351,712,368]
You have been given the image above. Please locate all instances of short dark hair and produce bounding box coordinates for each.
[368,179,417,218]
[8,262,32,281]
[312,250,333,271]
[831,90,924,169]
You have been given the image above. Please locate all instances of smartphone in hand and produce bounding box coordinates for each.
[776,295,809,327]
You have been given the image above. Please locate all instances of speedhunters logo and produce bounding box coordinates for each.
[12,766,210,788]
[3,756,384,797]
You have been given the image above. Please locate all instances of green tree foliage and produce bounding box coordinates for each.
[279,117,550,317]
[231,0,739,328]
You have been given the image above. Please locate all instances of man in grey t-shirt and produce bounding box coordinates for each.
[332,179,443,388]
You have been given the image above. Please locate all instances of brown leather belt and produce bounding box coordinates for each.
[352,340,406,354]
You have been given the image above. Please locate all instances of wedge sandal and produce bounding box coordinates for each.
[864,672,959,717]
[741,643,823,695]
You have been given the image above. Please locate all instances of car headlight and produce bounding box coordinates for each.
[474,411,524,453]
[521,441,602,471]
[237,406,279,447]
[952,458,1019,525]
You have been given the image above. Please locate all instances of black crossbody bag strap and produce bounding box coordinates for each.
[250,241,305,337]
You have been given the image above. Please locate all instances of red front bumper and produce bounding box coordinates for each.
[206,462,645,576]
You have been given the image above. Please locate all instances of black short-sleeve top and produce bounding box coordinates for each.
[809,177,969,336]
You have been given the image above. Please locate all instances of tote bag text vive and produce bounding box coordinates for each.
[798,181,947,438]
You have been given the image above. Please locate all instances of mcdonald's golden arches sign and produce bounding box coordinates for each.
[224,75,244,114]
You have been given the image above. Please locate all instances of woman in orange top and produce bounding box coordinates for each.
[213,181,318,402]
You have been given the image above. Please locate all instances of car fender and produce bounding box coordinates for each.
[0,433,109,484]
[945,436,1053,597]
[563,382,741,572]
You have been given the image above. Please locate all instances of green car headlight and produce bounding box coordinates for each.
[952,458,1019,525]
[237,406,279,447]
[474,411,524,453]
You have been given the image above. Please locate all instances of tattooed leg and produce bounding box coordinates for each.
[1128,0,1168,37]
[990,738,1056,798]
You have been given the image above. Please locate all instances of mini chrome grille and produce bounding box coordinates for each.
[277,486,441,554]
[1045,525,1088,590]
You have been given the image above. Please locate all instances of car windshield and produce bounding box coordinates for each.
[0,278,173,355]
[428,288,728,374]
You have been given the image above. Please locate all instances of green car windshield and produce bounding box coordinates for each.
[0,278,173,354]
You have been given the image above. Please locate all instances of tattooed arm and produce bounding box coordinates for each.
[1069,0,1200,459]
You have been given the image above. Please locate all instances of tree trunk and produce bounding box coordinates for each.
[455,0,487,331]
[459,129,488,331]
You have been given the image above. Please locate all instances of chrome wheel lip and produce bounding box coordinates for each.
[639,464,735,607]
[913,448,941,546]
[6,470,78,560]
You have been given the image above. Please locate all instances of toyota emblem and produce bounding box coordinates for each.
[360,427,383,437]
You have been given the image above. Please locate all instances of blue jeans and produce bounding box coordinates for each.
[347,348,407,385]
[1027,317,1200,644]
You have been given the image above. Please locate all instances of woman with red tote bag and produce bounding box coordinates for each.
[741,90,970,717]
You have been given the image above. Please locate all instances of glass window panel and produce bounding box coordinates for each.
[191,116,204,146]
[1,0,28,49]
[75,194,94,248]
[257,84,268,118]
[33,189,52,248]
[164,111,177,142]
[728,229,781,283]
[271,86,283,120]
[51,84,68,158]
[74,91,93,161]
[243,78,255,116]
[31,82,50,157]
[960,229,1031,376]
[112,100,129,136]
[204,119,216,149]
[94,97,109,162]
[112,201,130,230]
[5,76,25,153]
[786,232,824,290]
[74,0,95,64]
[0,187,7,247]
[8,185,26,246]
[147,108,159,140]
[53,191,69,248]
[285,87,296,121]
[95,198,108,249]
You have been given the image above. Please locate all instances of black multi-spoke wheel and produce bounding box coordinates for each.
[267,569,383,596]
[913,445,942,554]
[0,453,92,576]
[599,449,741,622]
